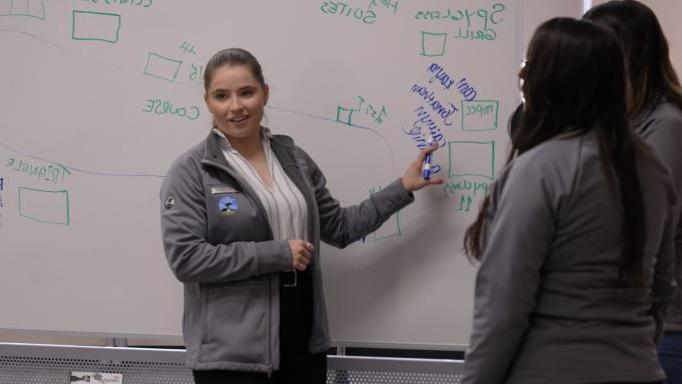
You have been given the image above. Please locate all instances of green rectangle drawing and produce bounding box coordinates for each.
[448,140,496,179]
[0,0,46,19]
[72,10,121,43]
[18,187,70,225]
[144,53,183,82]
[461,100,499,131]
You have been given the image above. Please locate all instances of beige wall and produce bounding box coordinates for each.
[591,0,682,77]
[520,0,585,58]
[522,0,682,78]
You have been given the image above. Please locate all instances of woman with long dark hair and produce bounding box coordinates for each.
[461,17,676,383]
[584,2,682,382]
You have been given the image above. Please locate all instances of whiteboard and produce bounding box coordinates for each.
[0,0,520,348]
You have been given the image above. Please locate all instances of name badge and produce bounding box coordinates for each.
[211,186,238,194]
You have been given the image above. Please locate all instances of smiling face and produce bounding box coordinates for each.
[204,64,269,143]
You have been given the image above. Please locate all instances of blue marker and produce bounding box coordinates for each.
[422,135,434,180]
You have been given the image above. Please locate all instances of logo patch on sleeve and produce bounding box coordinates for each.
[218,196,238,216]
[165,196,175,209]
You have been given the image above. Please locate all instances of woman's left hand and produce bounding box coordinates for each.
[401,143,445,192]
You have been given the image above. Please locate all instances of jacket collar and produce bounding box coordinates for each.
[202,127,297,169]
[204,130,230,167]
[211,126,274,151]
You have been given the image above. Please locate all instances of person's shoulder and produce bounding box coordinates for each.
[636,144,677,205]
[270,133,295,146]
[270,133,314,160]
[164,138,206,180]
[514,134,583,172]
[652,99,682,120]
[639,99,682,133]
[500,135,585,197]
[171,139,205,166]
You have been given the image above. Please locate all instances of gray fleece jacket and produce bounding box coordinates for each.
[634,96,682,331]
[160,131,414,373]
[462,132,676,383]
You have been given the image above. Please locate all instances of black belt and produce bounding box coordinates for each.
[280,269,312,288]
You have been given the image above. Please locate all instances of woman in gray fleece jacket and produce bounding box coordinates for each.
[160,48,443,384]
[461,18,676,383]
[585,3,682,382]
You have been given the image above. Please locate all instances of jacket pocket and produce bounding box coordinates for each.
[200,279,269,364]
[205,186,266,244]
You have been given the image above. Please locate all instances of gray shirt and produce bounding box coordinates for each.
[634,96,682,330]
[462,132,676,383]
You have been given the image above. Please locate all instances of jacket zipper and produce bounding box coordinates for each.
[201,157,276,374]
[267,275,273,376]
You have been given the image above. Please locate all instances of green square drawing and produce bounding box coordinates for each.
[447,140,496,179]
[420,31,447,57]
[461,100,499,131]
[336,106,354,126]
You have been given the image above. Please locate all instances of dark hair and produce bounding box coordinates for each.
[507,103,523,142]
[584,0,682,115]
[464,17,649,287]
[203,48,266,91]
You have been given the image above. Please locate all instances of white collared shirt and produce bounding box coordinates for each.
[212,127,309,242]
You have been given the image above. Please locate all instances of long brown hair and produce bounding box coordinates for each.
[464,18,649,287]
[584,0,682,116]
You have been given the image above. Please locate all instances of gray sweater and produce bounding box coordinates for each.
[462,132,676,383]
[634,96,682,331]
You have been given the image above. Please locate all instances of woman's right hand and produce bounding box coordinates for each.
[288,240,314,271]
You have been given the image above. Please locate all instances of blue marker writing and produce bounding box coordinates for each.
[422,135,434,180]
